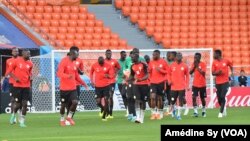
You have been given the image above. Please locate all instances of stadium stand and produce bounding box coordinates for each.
[1,0,130,50]
[115,0,250,75]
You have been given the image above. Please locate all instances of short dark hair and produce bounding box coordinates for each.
[130,51,133,55]
[120,51,126,54]
[172,51,177,57]
[106,49,111,53]
[153,49,160,54]
[70,46,79,52]
[22,48,30,52]
[240,69,245,73]
[214,49,222,57]
[195,52,201,57]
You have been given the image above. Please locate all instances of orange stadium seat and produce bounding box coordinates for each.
[124,0,132,6]
[92,33,101,40]
[62,6,70,13]
[102,33,111,39]
[86,20,95,27]
[57,34,66,40]
[132,0,140,6]
[139,7,147,13]
[79,7,88,13]
[115,0,123,9]
[75,34,84,40]
[44,6,53,13]
[49,27,58,34]
[71,6,80,13]
[156,6,164,13]
[43,13,52,20]
[37,0,46,6]
[130,13,138,23]
[53,6,62,13]
[131,6,139,13]
[94,27,103,34]
[69,21,77,27]
[103,27,111,34]
[66,34,75,40]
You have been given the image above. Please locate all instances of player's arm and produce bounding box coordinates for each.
[189,63,195,75]
[75,71,88,90]
[228,60,234,78]
[157,61,169,74]
[197,63,206,77]
[78,59,84,75]
[29,63,33,82]
[128,65,135,82]
[57,60,72,79]
[185,66,190,90]
[212,62,222,76]
[5,61,19,82]
[137,63,149,82]
[89,64,94,85]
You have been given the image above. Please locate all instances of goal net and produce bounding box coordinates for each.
[30,48,213,113]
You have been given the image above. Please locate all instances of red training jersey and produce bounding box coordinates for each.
[90,62,113,88]
[6,57,33,88]
[148,58,169,84]
[5,57,19,84]
[105,59,121,84]
[212,59,233,84]
[74,58,84,86]
[168,62,189,91]
[191,61,206,87]
[131,62,149,85]
[57,57,87,91]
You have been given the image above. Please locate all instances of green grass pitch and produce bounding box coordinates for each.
[0,107,249,141]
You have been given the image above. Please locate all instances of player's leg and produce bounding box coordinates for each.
[119,83,128,116]
[107,83,115,118]
[200,87,207,117]
[182,90,189,116]
[66,90,78,125]
[134,84,141,123]
[215,84,223,117]
[72,85,81,119]
[156,82,165,119]
[165,84,172,115]
[95,87,104,117]
[170,90,178,118]
[219,82,229,117]
[177,90,186,120]
[10,87,21,124]
[19,88,30,127]
[150,84,157,120]
[59,90,68,126]
[101,86,110,121]
[139,84,149,123]
[192,86,199,117]
[126,83,136,121]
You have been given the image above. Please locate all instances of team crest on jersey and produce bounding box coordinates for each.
[74,66,77,70]
[75,61,79,65]
[111,62,114,65]
[159,64,162,67]
[223,63,226,66]
[26,64,30,68]
[104,67,107,71]
[15,98,18,102]
[199,66,201,69]
[181,67,184,71]
[139,66,142,70]
[173,67,176,71]
[61,98,65,102]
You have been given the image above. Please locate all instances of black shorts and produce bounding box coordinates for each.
[95,86,110,99]
[150,82,165,95]
[126,82,134,99]
[109,83,116,92]
[192,86,207,98]
[170,90,185,103]
[9,83,14,97]
[60,90,78,104]
[76,85,81,98]
[12,87,30,102]
[216,82,230,98]
[134,84,149,101]
[118,83,126,97]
